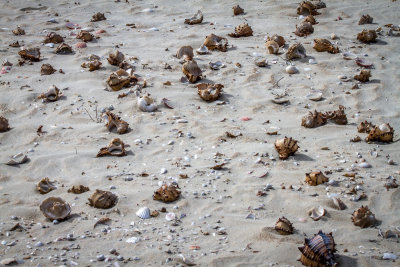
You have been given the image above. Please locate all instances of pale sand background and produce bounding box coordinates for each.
[0,0,399,266]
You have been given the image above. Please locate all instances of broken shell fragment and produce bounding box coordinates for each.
[275,217,294,235]
[354,70,371,82]
[232,5,244,15]
[301,110,327,128]
[352,205,376,228]
[76,30,94,42]
[308,206,325,221]
[55,43,73,54]
[68,185,89,194]
[305,171,328,186]
[297,1,320,15]
[294,22,314,37]
[137,95,158,112]
[5,154,28,166]
[306,92,323,101]
[358,14,373,25]
[265,40,279,54]
[103,111,129,134]
[209,61,225,70]
[40,64,56,75]
[37,85,62,102]
[176,46,194,61]
[203,33,228,52]
[43,32,64,44]
[40,197,71,221]
[357,121,375,133]
[88,189,118,209]
[197,83,224,102]
[81,60,102,71]
[0,116,10,132]
[274,137,299,160]
[37,178,57,194]
[18,47,40,61]
[228,23,253,38]
[107,50,125,66]
[324,105,348,125]
[331,197,346,210]
[12,26,25,35]
[196,44,209,55]
[136,207,151,219]
[313,38,339,53]
[357,29,377,43]
[96,138,127,157]
[182,60,202,83]
[267,34,285,47]
[366,123,394,143]
[286,43,306,60]
[91,12,106,22]
[153,184,181,203]
[298,231,337,267]
[184,10,203,25]
[106,69,137,91]
[304,15,318,25]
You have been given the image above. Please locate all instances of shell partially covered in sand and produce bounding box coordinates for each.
[88,189,118,209]
[40,197,71,221]
[68,185,90,194]
[182,60,202,83]
[137,95,158,112]
[296,1,320,16]
[286,43,306,60]
[274,137,299,160]
[106,69,137,91]
[358,14,373,25]
[37,85,62,102]
[325,105,348,125]
[184,10,203,25]
[265,40,279,54]
[267,34,285,47]
[203,34,228,52]
[354,70,371,82]
[308,206,325,221]
[76,30,94,42]
[12,26,25,35]
[352,206,376,228]
[19,47,40,61]
[298,231,337,267]
[197,83,224,102]
[366,123,394,143]
[103,111,129,134]
[107,50,125,66]
[232,5,244,15]
[0,116,10,132]
[331,197,346,210]
[294,22,314,37]
[301,110,327,128]
[37,178,56,194]
[176,46,194,61]
[357,121,375,133]
[81,60,102,71]
[275,217,294,235]
[305,171,328,186]
[357,29,377,43]
[43,32,64,44]
[91,12,106,22]
[96,138,127,157]
[313,38,339,53]
[304,15,318,25]
[55,43,73,54]
[40,64,56,75]
[228,23,253,38]
[153,184,181,203]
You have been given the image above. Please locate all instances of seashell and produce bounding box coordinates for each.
[81,59,102,71]
[294,22,314,37]
[196,44,209,55]
[254,57,268,67]
[0,116,10,132]
[331,197,346,210]
[37,85,62,102]
[88,189,118,209]
[272,97,289,104]
[184,10,203,25]
[305,171,328,186]
[165,212,176,221]
[96,138,127,157]
[308,206,325,221]
[12,26,25,35]
[68,185,89,194]
[265,40,279,54]
[358,14,373,25]
[136,207,151,219]
[301,110,327,128]
[43,32,64,44]
[297,1,320,16]
[366,123,394,143]
[203,33,228,52]
[5,154,28,166]
[106,69,137,91]
[40,197,71,221]
[342,51,357,60]
[18,47,40,61]
[354,58,373,68]
[228,23,253,38]
[76,30,94,42]
[306,92,322,101]
[153,183,181,203]
[357,29,377,43]
[274,137,299,160]
[298,231,337,267]
[232,5,244,15]
[311,0,326,9]
[304,15,318,25]
[103,111,129,134]
[182,60,202,83]
[350,135,362,142]
[324,105,347,125]
[55,43,73,54]
[137,95,158,112]
[197,83,223,102]
[91,12,106,22]
[286,65,298,74]
[359,162,371,168]
[107,50,125,66]
[9,41,21,47]
[357,121,375,133]
[40,64,56,75]
[286,43,306,60]
[352,205,376,228]
[37,177,56,194]
[274,216,294,235]
[209,61,225,70]
[313,38,339,54]
[176,46,194,61]
[267,34,285,47]
[354,70,371,82]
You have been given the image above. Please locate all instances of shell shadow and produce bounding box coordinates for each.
[336,254,358,266]
[374,39,388,46]
[293,153,314,161]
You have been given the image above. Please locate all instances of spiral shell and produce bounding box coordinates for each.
[184,10,203,25]
[81,60,102,71]
[0,116,10,132]
[37,85,62,102]
[96,138,127,157]
[294,22,314,37]
[232,5,244,15]
[197,83,223,102]
[296,1,320,16]
[324,105,347,125]
[19,47,41,61]
[91,12,106,22]
[203,34,228,52]
[182,60,202,83]
[103,111,129,134]
[267,34,285,47]
[298,231,337,267]
[153,184,181,203]
[352,205,376,228]
[12,26,25,36]
[68,185,89,194]
[313,39,339,54]
[304,15,318,25]
[88,189,118,209]
[274,137,299,160]
[176,46,194,61]
[43,32,64,44]
[286,43,306,60]
[76,30,94,42]
[275,217,294,235]
[55,43,73,54]
[228,23,253,38]
[305,171,328,186]
[265,40,279,54]
[301,110,327,128]
[40,197,71,221]
[37,178,57,194]
[365,123,394,143]
[41,64,57,75]
[354,70,371,82]
[358,14,373,25]
[357,29,377,43]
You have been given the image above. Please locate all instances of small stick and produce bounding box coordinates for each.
[84,107,95,122]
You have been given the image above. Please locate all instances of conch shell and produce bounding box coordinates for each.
[81,60,102,71]
[176,46,194,61]
[68,185,89,194]
[76,30,94,42]
[296,1,320,16]
[274,217,294,235]
[0,116,10,132]
[12,26,25,35]
[267,34,285,47]
[294,22,314,37]
[304,15,318,25]
[357,29,377,43]
[286,43,306,60]
[274,137,299,160]
[40,64,56,75]
[325,105,347,125]
[358,14,373,25]
[313,38,339,54]
[137,95,158,112]
[153,183,181,203]
[305,171,328,186]
[43,32,64,44]
[184,10,203,25]
[228,23,253,38]
[18,47,40,61]
[103,111,129,134]
[232,5,244,16]
[365,123,394,143]
[106,69,137,91]
[55,43,73,54]
[301,110,327,128]
[91,12,106,22]
[107,50,125,66]
[357,121,375,133]
[96,138,127,157]
[40,197,71,221]
[197,83,224,102]
[37,178,57,194]
[182,60,202,83]
[354,70,371,82]
[37,85,62,102]
[298,231,337,267]
[308,206,325,221]
[203,34,228,52]
[88,189,118,209]
[265,40,279,54]
[351,205,376,228]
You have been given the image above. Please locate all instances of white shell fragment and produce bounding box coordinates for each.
[306,92,322,101]
[308,206,325,221]
[196,44,209,55]
[6,153,29,166]
[136,207,151,219]
[165,212,176,221]
[286,65,298,74]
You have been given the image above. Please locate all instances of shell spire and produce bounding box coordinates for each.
[298,231,338,267]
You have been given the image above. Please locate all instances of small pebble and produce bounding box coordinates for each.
[96,254,105,261]
[35,241,44,247]
[160,168,167,174]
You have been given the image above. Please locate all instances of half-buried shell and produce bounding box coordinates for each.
[357,29,377,43]
[265,40,279,54]
[267,34,285,47]
[184,10,203,25]
[43,32,64,44]
[176,46,194,61]
[197,83,223,102]
[137,95,158,112]
[296,1,320,16]
[301,110,327,128]
[228,23,253,38]
[88,189,118,209]
[40,197,71,221]
[19,47,40,61]
[107,50,125,66]
[354,70,371,82]
[305,171,328,186]
[275,217,294,235]
[40,64,56,75]
[308,206,325,221]
[294,22,314,37]
[106,69,137,91]
[136,207,151,219]
[68,185,90,194]
[232,5,244,16]
[0,116,10,132]
[324,105,347,125]
[351,205,376,228]
[76,30,94,42]
[55,43,73,54]
[298,231,337,267]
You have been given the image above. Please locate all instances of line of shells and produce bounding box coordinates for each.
[301,106,348,128]
[357,121,394,143]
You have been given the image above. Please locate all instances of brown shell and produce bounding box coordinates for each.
[232,5,244,16]
[55,43,73,54]
[352,205,376,228]
[182,60,202,83]
[267,34,285,47]
[357,121,375,133]
[228,23,253,38]
[305,171,328,186]
[265,40,279,54]
[0,116,10,132]
[40,197,71,221]
[203,34,228,52]
[354,70,371,82]
[106,69,137,91]
[301,110,327,128]
[153,184,181,203]
[331,197,346,210]
[358,14,373,25]
[324,105,347,125]
[286,43,306,60]
[311,0,326,9]
[176,46,194,61]
[357,29,377,43]
[107,50,125,66]
[12,27,25,35]
[76,30,94,42]
[68,185,90,194]
[104,111,129,134]
[304,15,318,25]
[275,216,294,235]
[298,231,337,267]
[197,83,224,102]
[37,85,62,102]
[40,64,56,75]
[81,60,102,71]
[296,1,320,16]
[91,12,106,22]
[37,178,57,194]
[18,47,40,61]
[96,138,127,157]
[274,137,299,160]
[294,22,314,37]
[313,38,339,54]
[88,189,118,209]
[184,10,203,25]
[43,32,64,44]
[365,123,394,143]
[9,41,21,47]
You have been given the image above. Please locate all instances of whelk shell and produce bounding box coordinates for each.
[286,43,306,60]
[43,32,64,44]
[296,1,320,16]
[232,5,244,16]
[265,40,279,54]
[37,85,62,102]
[324,105,347,125]
[153,183,181,203]
[203,33,228,52]
[184,10,203,25]
[88,189,118,209]
[294,22,314,37]
[18,47,41,61]
[107,50,125,66]
[228,23,253,38]
[103,111,129,134]
[301,110,327,128]
[352,205,376,228]
[137,95,158,112]
[55,43,73,54]
[357,29,377,43]
[305,171,328,186]
[40,197,71,221]
[12,26,25,35]
[81,60,102,71]
[106,69,137,91]
[304,15,318,25]
[298,231,337,267]
[182,60,202,83]
[96,138,127,157]
[274,137,299,160]
[91,12,106,22]
[267,34,285,47]
[37,178,57,194]
[197,83,224,102]
[358,14,373,25]
[308,206,325,221]
[354,70,371,82]
[136,207,151,219]
[40,64,56,75]
[176,46,194,61]
[275,217,294,235]
[0,116,10,132]
[68,185,89,194]
[357,121,375,133]
[313,38,339,54]
[76,30,94,42]
[366,123,394,143]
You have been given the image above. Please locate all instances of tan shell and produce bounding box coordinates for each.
[203,34,228,52]
[18,47,40,61]
[197,83,224,102]
[294,22,314,37]
[182,60,202,83]
[324,105,347,125]
[88,189,118,209]
[37,178,57,194]
[357,29,377,43]
[305,171,328,186]
[106,69,137,91]
[12,26,25,35]
[331,197,346,210]
[357,121,375,133]
[352,205,376,228]
[298,231,337,267]
[354,70,371,82]
[55,43,73,54]
[37,85,62,102]
[286,43,306,60]
[265,40,279,54]
[91,12,106,22]
[274,137,299,160]
[68,185,90,194]
[308,206,325,221]
[297,1,320,15]
[0,116,10,132]
[40,197,71,221]
[358,14,373,25]
[304,15,318,25]
[301,110,327,128]
[104,111,129,134]
[96,138,127,157]
[107,50,125,66]
[313,38,339,54]
[184,10,203,25]
[153,184,181,203]
[137,95,157,112]
[275,217,294,235]
[40,64,56,75]
[176,46,194,61]
[366,123,394,143]
[267,34,285,47]
[43,32,64,44]
[232,5,244,16]
[228,23,253,38]
[81,60,102,71]
[76,30,94,42]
